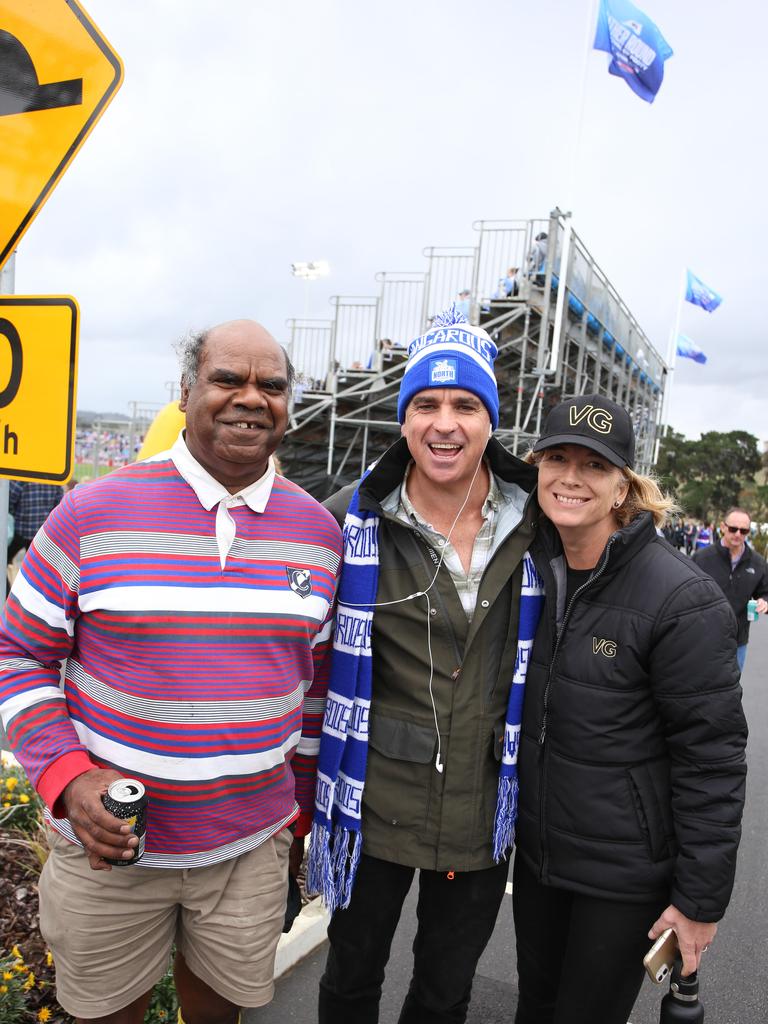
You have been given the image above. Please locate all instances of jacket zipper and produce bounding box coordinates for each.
[539,538,615,746]
[537,538,615,877]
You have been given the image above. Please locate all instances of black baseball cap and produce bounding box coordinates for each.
[533,394,635,469]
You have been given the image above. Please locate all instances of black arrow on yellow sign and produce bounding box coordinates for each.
[0,28,82,116]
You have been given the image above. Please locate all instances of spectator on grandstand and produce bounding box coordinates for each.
[492,267,520,300]
[504,266,520,297]
[0,319,342,1022]
[7,481,64,562]
[455,288,472,319]
[527,232,548,284]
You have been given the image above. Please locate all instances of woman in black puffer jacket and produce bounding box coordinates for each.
[512,395,747,1024]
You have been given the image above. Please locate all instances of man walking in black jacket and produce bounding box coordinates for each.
[693,506,768,671]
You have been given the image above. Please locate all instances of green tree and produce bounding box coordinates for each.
[689,431,761,514]
[659,429,761,522]
[656,430,694,498]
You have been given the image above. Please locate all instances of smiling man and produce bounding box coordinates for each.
[0,320,342,1024]
[309,307,539,1024]
[693,506,768,672]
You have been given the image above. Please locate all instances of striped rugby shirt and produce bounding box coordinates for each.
[0,436,342,867]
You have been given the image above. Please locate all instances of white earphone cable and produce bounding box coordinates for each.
[343,450,489,774]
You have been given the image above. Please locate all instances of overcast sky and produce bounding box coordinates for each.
[12,0,767,443]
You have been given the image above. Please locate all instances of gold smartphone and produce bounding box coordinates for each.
[643,928,678,984]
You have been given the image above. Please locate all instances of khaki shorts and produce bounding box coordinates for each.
[39,827,291,1017]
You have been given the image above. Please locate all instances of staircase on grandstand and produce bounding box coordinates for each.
[279,209,666,500]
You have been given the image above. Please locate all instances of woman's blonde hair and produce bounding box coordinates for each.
[525,449,679,529]
[616,466,679,529]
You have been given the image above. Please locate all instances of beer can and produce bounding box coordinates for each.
[747,599,759,622]
[102,779,147,866]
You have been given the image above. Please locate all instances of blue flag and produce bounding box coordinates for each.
[594,0,673,103]
[685,270,723,312]
[676,334,707,365]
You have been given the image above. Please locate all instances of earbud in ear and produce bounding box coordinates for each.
[488,426,493,438]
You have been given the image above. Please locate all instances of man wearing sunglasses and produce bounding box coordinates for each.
[693,507,768,671]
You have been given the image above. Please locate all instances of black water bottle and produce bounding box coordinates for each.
[659,960,704,1022]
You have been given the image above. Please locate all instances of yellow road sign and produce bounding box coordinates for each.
[0,296,78,482]
[0,0,123,269]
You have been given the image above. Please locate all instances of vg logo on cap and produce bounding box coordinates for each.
[532,394,635,469]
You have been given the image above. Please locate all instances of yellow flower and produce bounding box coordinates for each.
[19,793,30,804]
[2,971,12,980]
[0,984,7,994]
[45,951,54,967]
[2,801,9,808]
[11,946,22,959]
[14,962,27,972]
[5,776,18,790]
[38,1009,52,1023]
[23,972,36,990]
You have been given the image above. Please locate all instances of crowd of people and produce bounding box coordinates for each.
[74,426,145,473]
[0,308,759,1024]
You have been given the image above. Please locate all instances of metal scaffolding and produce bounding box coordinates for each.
[279,209,666,498]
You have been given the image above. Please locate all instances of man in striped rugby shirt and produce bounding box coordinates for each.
[0,320,342,1023]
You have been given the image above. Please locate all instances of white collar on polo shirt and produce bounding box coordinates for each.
[169,431,276,568]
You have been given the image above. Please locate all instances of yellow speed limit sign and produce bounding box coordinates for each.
[0,296,78,482]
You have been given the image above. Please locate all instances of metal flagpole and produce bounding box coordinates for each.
[548,0,599,374]
[655,267,687,460]
[0,252,15,602]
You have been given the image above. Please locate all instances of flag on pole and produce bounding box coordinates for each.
[685,270,723,312]
[676,335,707,364]
[593,0,673,103]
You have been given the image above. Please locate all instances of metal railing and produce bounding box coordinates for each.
[422,246,477,323]
[328,295,379,375]
[472,218,550,303]
[374,271,426,352]
[285,318,333,389]
[282,211,668,480]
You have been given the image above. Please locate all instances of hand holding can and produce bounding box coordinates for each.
[747,599,759,622]
[101,779,148,865]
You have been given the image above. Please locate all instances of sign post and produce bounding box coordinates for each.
[0,255,13,597]
[0,0,122,603]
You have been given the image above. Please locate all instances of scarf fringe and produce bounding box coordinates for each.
[307,820,362,913]
[492,774,519,863]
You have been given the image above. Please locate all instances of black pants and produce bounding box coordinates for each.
[319,852,509,1024]
[512,855,667,1024]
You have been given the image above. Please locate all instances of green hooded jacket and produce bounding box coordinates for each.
[324,437,538,872]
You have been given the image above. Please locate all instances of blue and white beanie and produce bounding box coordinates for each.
[396,305,499,429]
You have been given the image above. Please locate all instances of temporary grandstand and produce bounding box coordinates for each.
[279,208,666,498]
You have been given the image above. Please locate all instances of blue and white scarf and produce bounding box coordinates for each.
[307,482,545,912]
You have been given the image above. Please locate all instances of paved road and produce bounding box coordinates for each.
[249,620,768,1023]
[2,600,764,1022]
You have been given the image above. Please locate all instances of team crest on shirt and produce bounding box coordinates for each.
[286,567,313,598]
